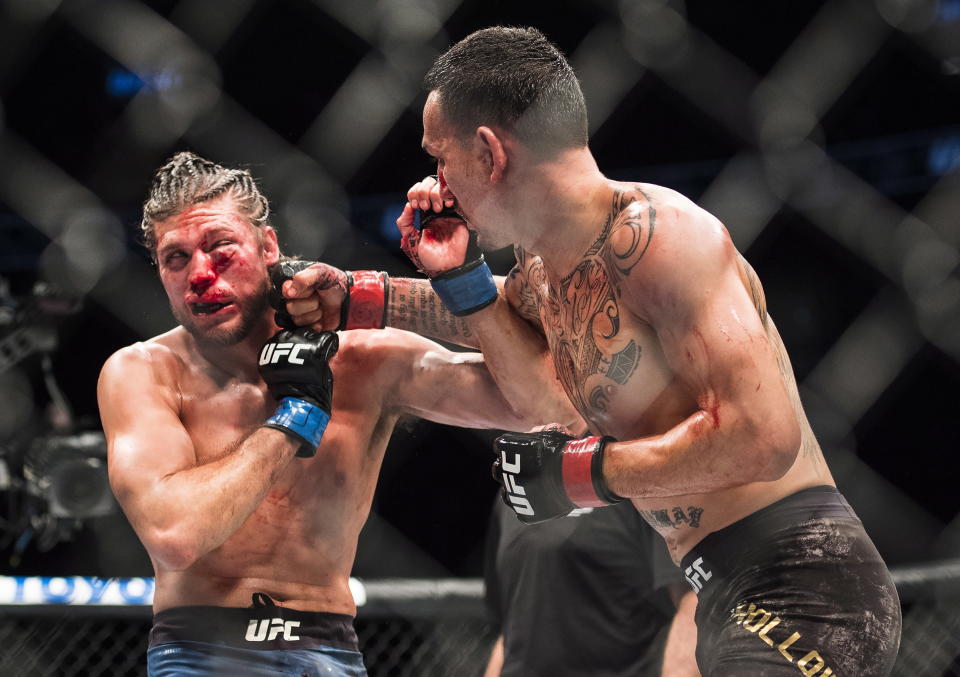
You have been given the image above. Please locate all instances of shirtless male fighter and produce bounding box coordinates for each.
[278,27,902,676]
[96,152,563,676]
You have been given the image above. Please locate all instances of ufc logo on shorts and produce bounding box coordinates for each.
[684,556,713,593]
[245,618,301,642]
[259,343,306,366]
[499,452,534,516]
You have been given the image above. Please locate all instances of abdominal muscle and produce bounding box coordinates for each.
[631,462,828,565]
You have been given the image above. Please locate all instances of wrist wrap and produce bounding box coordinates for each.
[340,271,387,330]
[263,397,331,458]
[561,436,624,507]
[430,259,498,317]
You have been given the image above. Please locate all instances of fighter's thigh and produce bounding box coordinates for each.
[697,563,900,675]
[700,597,848,677]
[146,643,299,677]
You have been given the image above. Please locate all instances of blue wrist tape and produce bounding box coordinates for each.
[430,260,498,317]
[264,397,330,457]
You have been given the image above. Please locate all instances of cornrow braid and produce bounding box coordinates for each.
[140,152,272,260]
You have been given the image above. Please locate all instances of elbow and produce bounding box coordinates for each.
[514,406,586,436]
[751,414,801,482]
[149,530,201,571]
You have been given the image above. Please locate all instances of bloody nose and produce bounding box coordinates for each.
[189,264,216,294]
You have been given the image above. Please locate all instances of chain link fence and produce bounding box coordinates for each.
[1,566,958,676]
[0,610,494,676]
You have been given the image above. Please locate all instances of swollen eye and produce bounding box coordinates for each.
[211,250,233,270]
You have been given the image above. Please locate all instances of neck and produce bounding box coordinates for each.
[189,311,278,381]
[511,148,613,279]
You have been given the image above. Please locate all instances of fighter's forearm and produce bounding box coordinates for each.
[146,428,297,569]
[385,277,480,348]
[466,296,585,433]
[602,406,799,498]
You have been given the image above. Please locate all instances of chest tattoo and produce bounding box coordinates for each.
[522,188,656,424]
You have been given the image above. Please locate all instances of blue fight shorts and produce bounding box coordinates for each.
[146,593,367,677]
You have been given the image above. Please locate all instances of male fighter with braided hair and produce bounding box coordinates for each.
[98,152,562,676]
[276,27,902,676]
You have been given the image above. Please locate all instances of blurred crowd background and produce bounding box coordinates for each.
[0,0,958,673]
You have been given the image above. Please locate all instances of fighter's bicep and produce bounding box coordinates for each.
[98,349,196,505]
[615,214,773,405]
[384,332,530,431]
[649,270,779,408]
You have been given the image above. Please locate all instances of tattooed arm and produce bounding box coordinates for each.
[385,277,481,348]
[386,262,546,347]
[601,197,801,498]
[450,261,587,435]
[273,263,482,349]
[280,263,545,352]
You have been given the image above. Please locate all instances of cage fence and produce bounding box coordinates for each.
[0,566,958,676]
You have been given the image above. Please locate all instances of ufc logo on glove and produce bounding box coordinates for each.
[259,342,307,366]
[499,452,535,516]
[493,431,623,524]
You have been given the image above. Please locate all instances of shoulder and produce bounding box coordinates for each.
[98,331,187,396]
[609,183,729,261]
[502,247,545,326]
[605,183,738,308]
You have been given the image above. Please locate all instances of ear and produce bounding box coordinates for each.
[261,226,280,266]
[476,126,507,183]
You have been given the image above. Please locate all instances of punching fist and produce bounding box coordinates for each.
[492,431,623,524]
[268,260,387,332]
[396,176,498,316]
[259,329,339,457]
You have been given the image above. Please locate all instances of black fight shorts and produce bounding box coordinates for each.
[681,486,901,676]
[148,594,360,652]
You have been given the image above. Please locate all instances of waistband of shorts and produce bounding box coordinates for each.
[149,604,359,652]
[680,485,857,573]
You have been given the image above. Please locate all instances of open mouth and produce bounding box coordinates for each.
[191,302,233,316]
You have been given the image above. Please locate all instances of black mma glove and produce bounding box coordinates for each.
[268,260,388,331]
[492,431,623,524]
[258,328,339,458]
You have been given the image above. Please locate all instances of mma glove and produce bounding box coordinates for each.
[259,328,339,458]
[405,207,498,317]
[492,431,624,524]
[269,260,388,331]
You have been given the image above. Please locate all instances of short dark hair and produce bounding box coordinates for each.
[424,27,588,153]
[140,152,271,259]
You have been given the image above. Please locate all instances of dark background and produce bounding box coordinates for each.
[0,0,958,581]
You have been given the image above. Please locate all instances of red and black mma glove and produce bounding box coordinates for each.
[492,431,624,524]
[402,208,498,317]
[268,260,388,331]
[258,329,339,458]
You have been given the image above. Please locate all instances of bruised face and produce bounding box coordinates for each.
[421,92,515,249]
[154,194,279,346]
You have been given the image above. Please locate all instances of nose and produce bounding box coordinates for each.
[437,168,454,199]
[188,252,217,294]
